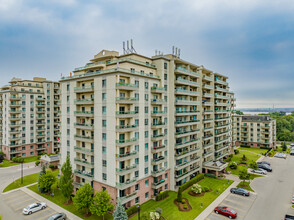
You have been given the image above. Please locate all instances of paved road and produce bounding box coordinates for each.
[0,163,41,220]
[245,156,294,220]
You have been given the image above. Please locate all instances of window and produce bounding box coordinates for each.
[102,106,106,114]
[145,143,148,150]
[145,192,149,199]
[145,94,148,101]
[135,93,139,100]
[135,158,139,164]
[102,173,107,180]
[30,152,34,155]
[165,173,168,179]
[102,79,106,88]
[135,80,139,87]
[67,107,70,113]
[165,184,168,190]
[164,63,167,70]
[145,180,149,187]
[22,147,25,150]
[145,107,148,113]
[102,146,106,154]
[145,119,148,125]
[145,82,148,89]
[144,155,148,162]
[102,93,106,100]
[135,171,139,177]
[67,96,69,102]
[135,145,139,152]
[22,153,26,157]
[135,184,139,190]
[102,133,106,140]
[145,131,148,138]
[67,118,70,124]
[130,68,135,73]
[135,197,139,204]
[102,160,107,167]
[67,84,70,91]
[164,74,167,80]
[102,120,106,127]
[30,146,33,149]
[145,167,148,174]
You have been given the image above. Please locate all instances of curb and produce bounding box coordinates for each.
[2,182,37,195]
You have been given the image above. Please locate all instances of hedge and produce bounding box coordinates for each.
[241,145,250,148]
[126,205,140,216]
[11,157,24,163]
[260,146,270,149]
[204,173,216,178]
[155,191,169,201]
[178,173,204,192]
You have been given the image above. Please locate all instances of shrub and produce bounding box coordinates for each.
[155,191,168,201]
[155,208,162,215]
[228,162,237,169]
[241,145,250,148]
[191,184,202,194]
[35,161,40,166]
[201,186,210,192]
[183,204,188,209]
[234,149,240,154]
[49,164,56,169]
[126,205,140,217]
[177,189,182,202]
[241,154,247,161]
[204,173,216,178]
[249,161,258,170]
[228,154,233,158]
[179,173,204,192]
[260,146,270,149]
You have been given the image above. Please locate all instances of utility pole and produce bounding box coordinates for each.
[21,161,23,184]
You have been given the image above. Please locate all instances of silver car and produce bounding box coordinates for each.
[23,202,47,215]
[252,168,267,175]
[48,213,67,220]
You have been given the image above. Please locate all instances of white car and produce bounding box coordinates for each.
[252,168,267,175]
[23,202,47,215]
[292,196,294,204]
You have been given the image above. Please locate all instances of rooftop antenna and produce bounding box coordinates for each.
[126,40,130,53]
[155,50,158,56]
[178,48,181,58]
[172,46,175,56]
[175,47,178,57]
[123,41,126,54]
[130,39,137,53]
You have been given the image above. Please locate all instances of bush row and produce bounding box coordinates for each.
[126,205,140,217]
[204,173,216,178]
[11,157,24,163]
[241,145,250,148]
[179,173,204,193]
[155,191,169,201]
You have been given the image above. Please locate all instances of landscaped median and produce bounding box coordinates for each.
[129,175,233,220]
[3,169,59,193]
[0,155,39,168]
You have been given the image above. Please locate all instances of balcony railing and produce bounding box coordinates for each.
[116,138,137,143]
[116,164,137,172]
[115,152,137,158]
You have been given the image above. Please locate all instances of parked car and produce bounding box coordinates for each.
[291,196,294,204]
[290,150,294,156]
[275,153,287,159]
[251,168,267,175]
[214,206,237,219]
[258,163,272,172]
[257,161,271,166]
[230,187,250,196]
[285,214,294,220]
[23,202,47,215]
[290,143,294,147]
[48,213,66,220]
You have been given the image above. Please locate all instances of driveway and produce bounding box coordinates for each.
[3,189,57,220]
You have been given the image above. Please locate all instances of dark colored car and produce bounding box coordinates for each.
[285,214,294,220]
[214,206,237,219]
[258,163,272,172]
[48,213,66,220]
[230,187,250,196]
[257,161,271,166]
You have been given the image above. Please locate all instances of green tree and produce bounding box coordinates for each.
[191,184,202,194]
[241,154,247,162]
[235,110,244,115]
[112,201,128,220]
[177,188,182,202]
[90,190,114,220]
[38,165,46,193]
[59,155,74,203]
[238,169,250,184]
[39,171,56,193]
[73,183,93,215]
[249,161,258,170]
[282,142,287,151]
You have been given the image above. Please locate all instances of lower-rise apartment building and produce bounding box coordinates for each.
[60,48,235,207]
[0,77,60,159]
[233,115,276,148]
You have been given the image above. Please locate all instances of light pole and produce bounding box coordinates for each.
[21,160,23,184]
[137,205,140,220]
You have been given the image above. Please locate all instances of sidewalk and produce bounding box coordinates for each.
[194,180,240,220]
[21,187,82,220]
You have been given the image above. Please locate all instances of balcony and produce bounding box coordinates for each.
[74,123,94,130]
[10,102,21,107]
[9,130,20,134]
[175,88,200,96]
[151,156,167,165]
[175,99,200,105]
[151,122,166,129]
[74,135,94,143]
[175,138,200,148]
[36,147,46,151]
[9,136,21,141]
[151,98,166,105]
[9,117,21,121]
[116,164,137,174]
[151,111,167,116]
[204,126,214,131]
[215,86,229,92]
[152,179,165,189]
[117,191,138,204]
[74,146,94,155]
[151,145,167,153]
[203,84,214,90]
[10,96,21,101]
[215,94,228,99]
[116,111,138,118]
[116,97,138,104]
[36,97,45,101]
[74,98,94,105]
[202,93,213,98]
[115,152,137,161]
[74,111,94,117]
[116,138,138,147]
[151,133,166,141]
[215,145,229,152]
[74,86,94,93]
[151,167,167,177]
[116,82,138,91]
[9,110,22,114]
[9,123,21,128]
[175,110,200,116]
[175,78,200,87]
[175,166,200,180]
[215,79,228,86]
[74,158,94,168]
[9,149,22,154]
[203,75,213,81]
[204,151,214,158]
[216,123,229,129]
[215,137,229,144]
[203,143,214,149]
[116,178,137,190]
[175,147,200,159]
[175,67,200,78]
[175,129,200,137]
[151,86,166,93]
[175,120,200,127]
[116,124,138,132]
[74,170,94,181]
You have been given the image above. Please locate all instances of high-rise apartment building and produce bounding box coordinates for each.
[60,49,234,207]
[0,77,60,159]
[233,115,276,148]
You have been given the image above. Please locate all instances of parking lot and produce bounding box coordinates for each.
[3,190,58,220]
[205,189,257,220]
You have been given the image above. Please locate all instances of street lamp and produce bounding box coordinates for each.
[21,160,23,184]
[137,205,140,220]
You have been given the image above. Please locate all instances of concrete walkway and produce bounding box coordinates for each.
[194,180,240,220]
[21,187,82,220]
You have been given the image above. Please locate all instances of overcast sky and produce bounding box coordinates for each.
[0,0,294,108]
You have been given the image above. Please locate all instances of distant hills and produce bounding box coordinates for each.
[237,108,294,113]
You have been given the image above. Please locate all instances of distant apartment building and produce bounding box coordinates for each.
[0,77,60,160]
[233,115,276,148]
[59,49,234,207]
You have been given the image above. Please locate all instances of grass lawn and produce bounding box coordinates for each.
[3,169,59,193]
[0,156,39,168]
[238,147,268,155]
[28,184,112,220]
[236,181,254,192]
[130,177,233,220]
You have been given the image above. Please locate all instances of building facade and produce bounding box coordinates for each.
[60,49,234,207]
[0,77,60,160]
[233,115,276,148]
